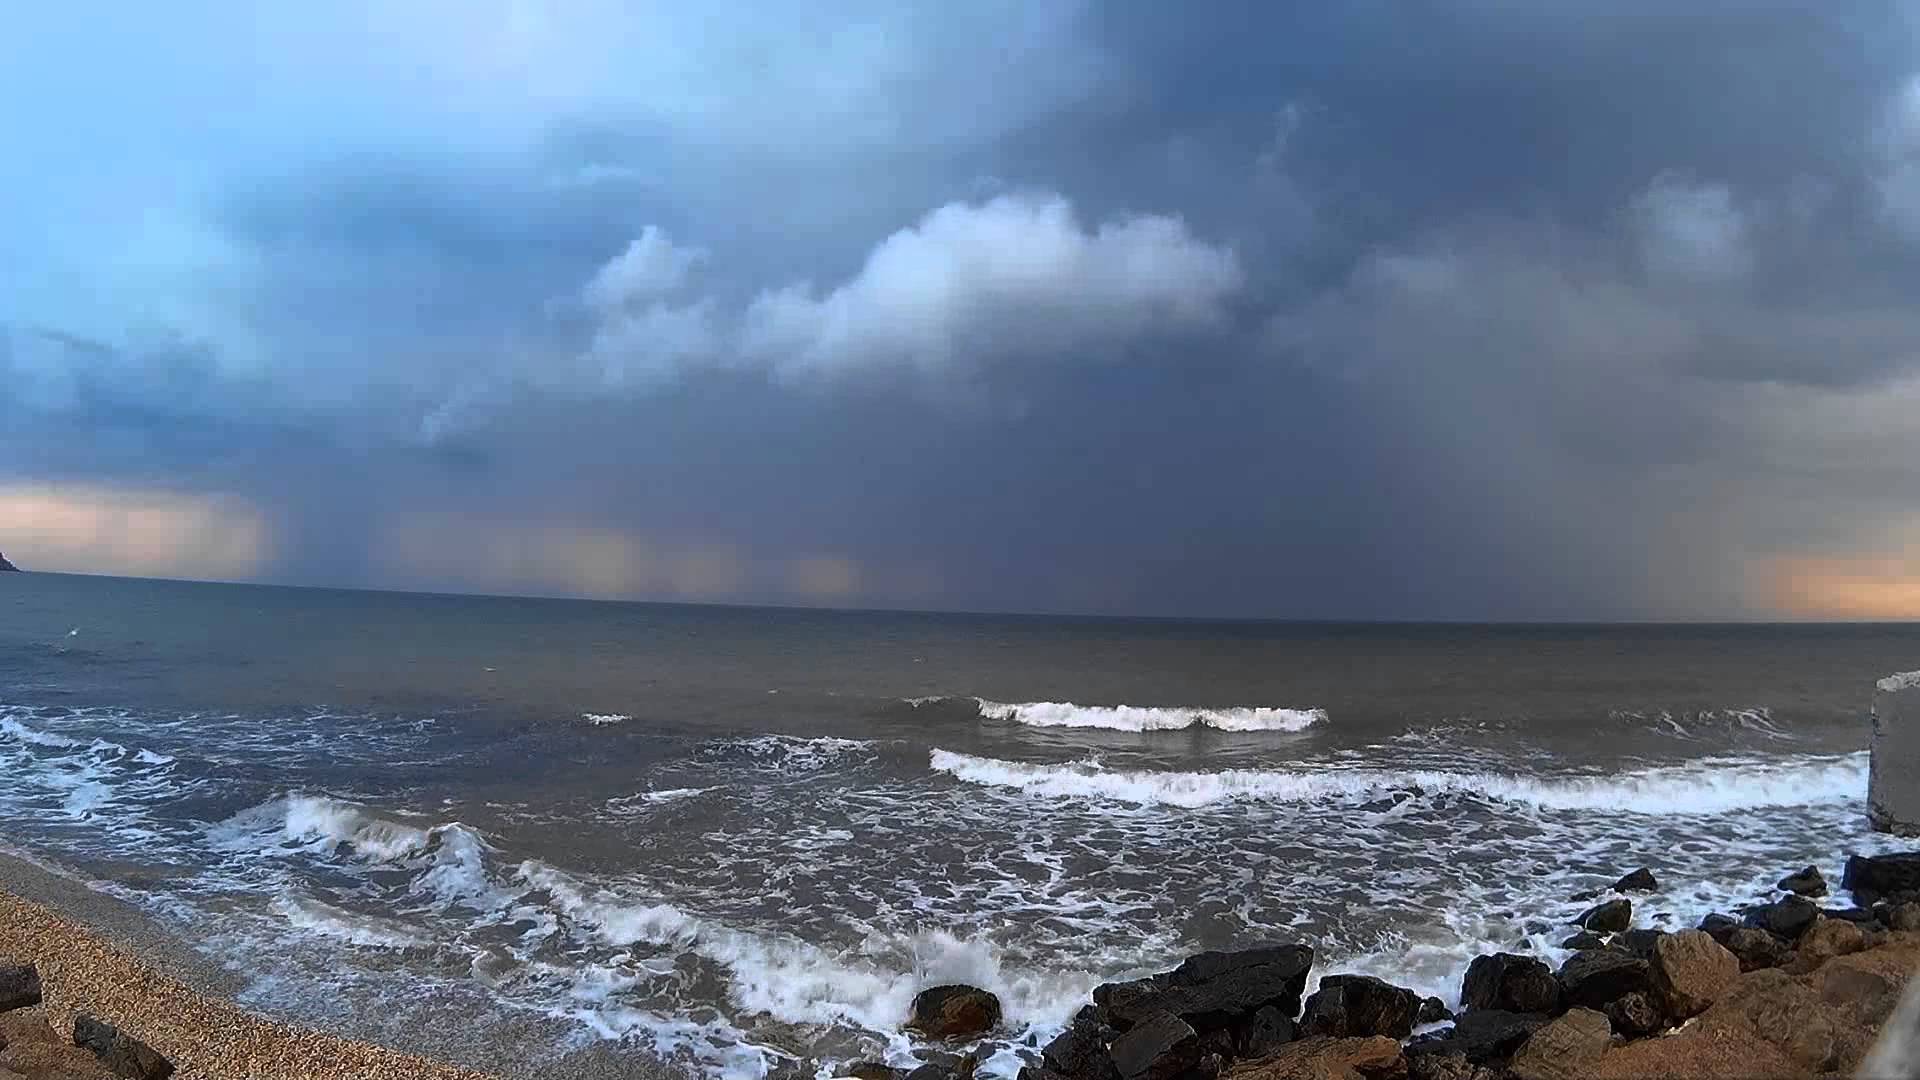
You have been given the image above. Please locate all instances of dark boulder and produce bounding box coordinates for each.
[1417,998,1451,1026]
[1108,1012,1199,1080]
[1405,1011,1549,1066]
[1744,896,1818,940]
[1616,929,1665,958]
[1407,1055,1499,1080]
[907,1065,957,1080]
[0,552,17,573]
[1107,946,1314,1034]
[1696,914,1739,943]
[1844,852,1920,905]
[1460,954,1560,1015]
[845,1063,902,1080]
[1777,866,1827,897]
[1507,1009,1611,1080]
[1821,906,1875,924]
[1879,900,1920,932]
[1557,932,1608,952]
[907,985,1003,1040]
[1574,899,1631,933]
[1042,1014,1120,1080]
[1556,950,1650,1011]
[1723,927,1792,972]
[1231,1005,1296,1061]
[0,963,41,1011]
[73,1014,174,1080]
[1302,976,1421,1040]
[1611,868,1658,893]
[1603,992,1664,1038]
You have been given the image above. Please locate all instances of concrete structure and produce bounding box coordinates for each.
[1870,671,1920,835]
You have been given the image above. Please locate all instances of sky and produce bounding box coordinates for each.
[5,2,1920,619]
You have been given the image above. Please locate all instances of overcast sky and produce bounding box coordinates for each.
[6,2,1920,619]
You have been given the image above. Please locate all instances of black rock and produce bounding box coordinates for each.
[1777,866,1827,897]
[1822,906,1876,924]
[1106,946,1314,1034]
[1723,927,1791,972]
[908,985,1004,1040]
[1108,1012,1199,1080]
[845,1063,902,1080]
[1557,950,1651,1011]
[1418,996,1453,1025]
[1603,992,1665,1039]
[1844,853,1920,905]
[1461,953,1561,1015]
[1408,1054,1498,1080]
[1575,899,1632,933]
[0,551,18,572]
[1231,1005,1296,1060]
[74,1014,175,1080]
[1617,929,1666,958]
[1406,1010,1549,1065]
[907,1066,956,1080]
[0,962,41,1011]
[1697,914,1739,943]
[1558,932,1609,951]
[1042,1014,1119,1080]
[1744,895,1818,940]
[1612,868,1658,893]
[1305,975,1422,1039]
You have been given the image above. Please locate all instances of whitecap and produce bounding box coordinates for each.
[973,699,1326,733]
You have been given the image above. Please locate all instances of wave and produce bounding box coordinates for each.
[970,699,1327,733]
[928,749,1867,813]
[583,713,630,726]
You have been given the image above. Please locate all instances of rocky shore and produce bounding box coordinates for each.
[872,854,1920,1080]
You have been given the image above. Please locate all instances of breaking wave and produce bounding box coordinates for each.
[928,749,1867,813]
[969,699,1327,733]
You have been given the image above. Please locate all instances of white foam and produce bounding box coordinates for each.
[929,749,1868,813]
[974,699,1326,733]
[583,713,631,726]
[0,716,82,748]
[276,894,432,950]
[1881,671,1920,693]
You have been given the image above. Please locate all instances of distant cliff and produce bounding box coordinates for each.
[0,551,18,572]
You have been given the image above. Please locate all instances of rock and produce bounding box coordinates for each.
[844,1063,901,1080]
[1696,913,1739,943]
[0,966,39,1012]
[908,986,1004,1040]
[1690,968,1842,1073]
[1601,992,1663,1038]
[1108,946,1315,1035]
[1777,865,1827,897]
[1556,950,1650,1011]
[1304,977,1421,1040]
[1611,868,1657,893]
[1109,1012,1199,1080]
[1416,998,1450,1026]
[1405,1056,1496,1080]
[1406,1011,1547,1066]
[72,1017,175,1080]
[1649,930,1739,1021]
[0,552,17,573]
[1809,936,1920,1028]
[1784,917,1865,975]
[1507,1008,1611,1080]
[1574,899,1631,933]
[1224,1036,1404,1080]
[1844,852,1920,905]
[1233,1006,1297,1061]
[1722,927,1792,972]
[1557,931,1607,951]
[0,1040,117,1080]
[1744,895,1818,940]
[1588,1024,1802,1080]
[906,1065,955,1080]
[0,1006,62,1048]
[1881,900,1920,932]
[1042,1014,1119,1080]
[1616,929,1664,958]
[1821,906,1875,924]
[1459,954,1560,1014]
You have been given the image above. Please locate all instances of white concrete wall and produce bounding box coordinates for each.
[1870,671,1920,836]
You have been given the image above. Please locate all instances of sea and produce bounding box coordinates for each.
[2,571,1917,1077]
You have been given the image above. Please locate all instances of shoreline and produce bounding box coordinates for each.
[0,850,688,1080]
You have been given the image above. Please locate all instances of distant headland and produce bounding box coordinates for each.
[0,551,19,572]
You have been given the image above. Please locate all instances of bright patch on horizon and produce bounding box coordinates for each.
[1763,551,1920,620]
[0,485,271,581]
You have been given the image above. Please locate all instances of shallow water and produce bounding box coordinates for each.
[2,572,1917,1076]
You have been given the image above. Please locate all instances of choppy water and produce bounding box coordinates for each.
[1,572,1917,1077]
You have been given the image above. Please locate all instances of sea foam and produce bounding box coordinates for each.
[928,749,1868,813]
[972,699,1327,732]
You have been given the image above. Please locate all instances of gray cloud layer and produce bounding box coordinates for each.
[5,1,1920,617]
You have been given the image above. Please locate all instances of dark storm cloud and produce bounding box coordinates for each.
[6,2,1920,616]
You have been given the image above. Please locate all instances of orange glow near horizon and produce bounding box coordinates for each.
[1764,553,1920,620]
[0,484,272,581]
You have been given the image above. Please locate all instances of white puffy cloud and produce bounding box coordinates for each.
[570,193,1242,386]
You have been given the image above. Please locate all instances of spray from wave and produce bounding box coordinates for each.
[928,749,1867,813]
[967,699,1327,733]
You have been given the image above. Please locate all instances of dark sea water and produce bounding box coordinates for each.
[2,572,1917,1076]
